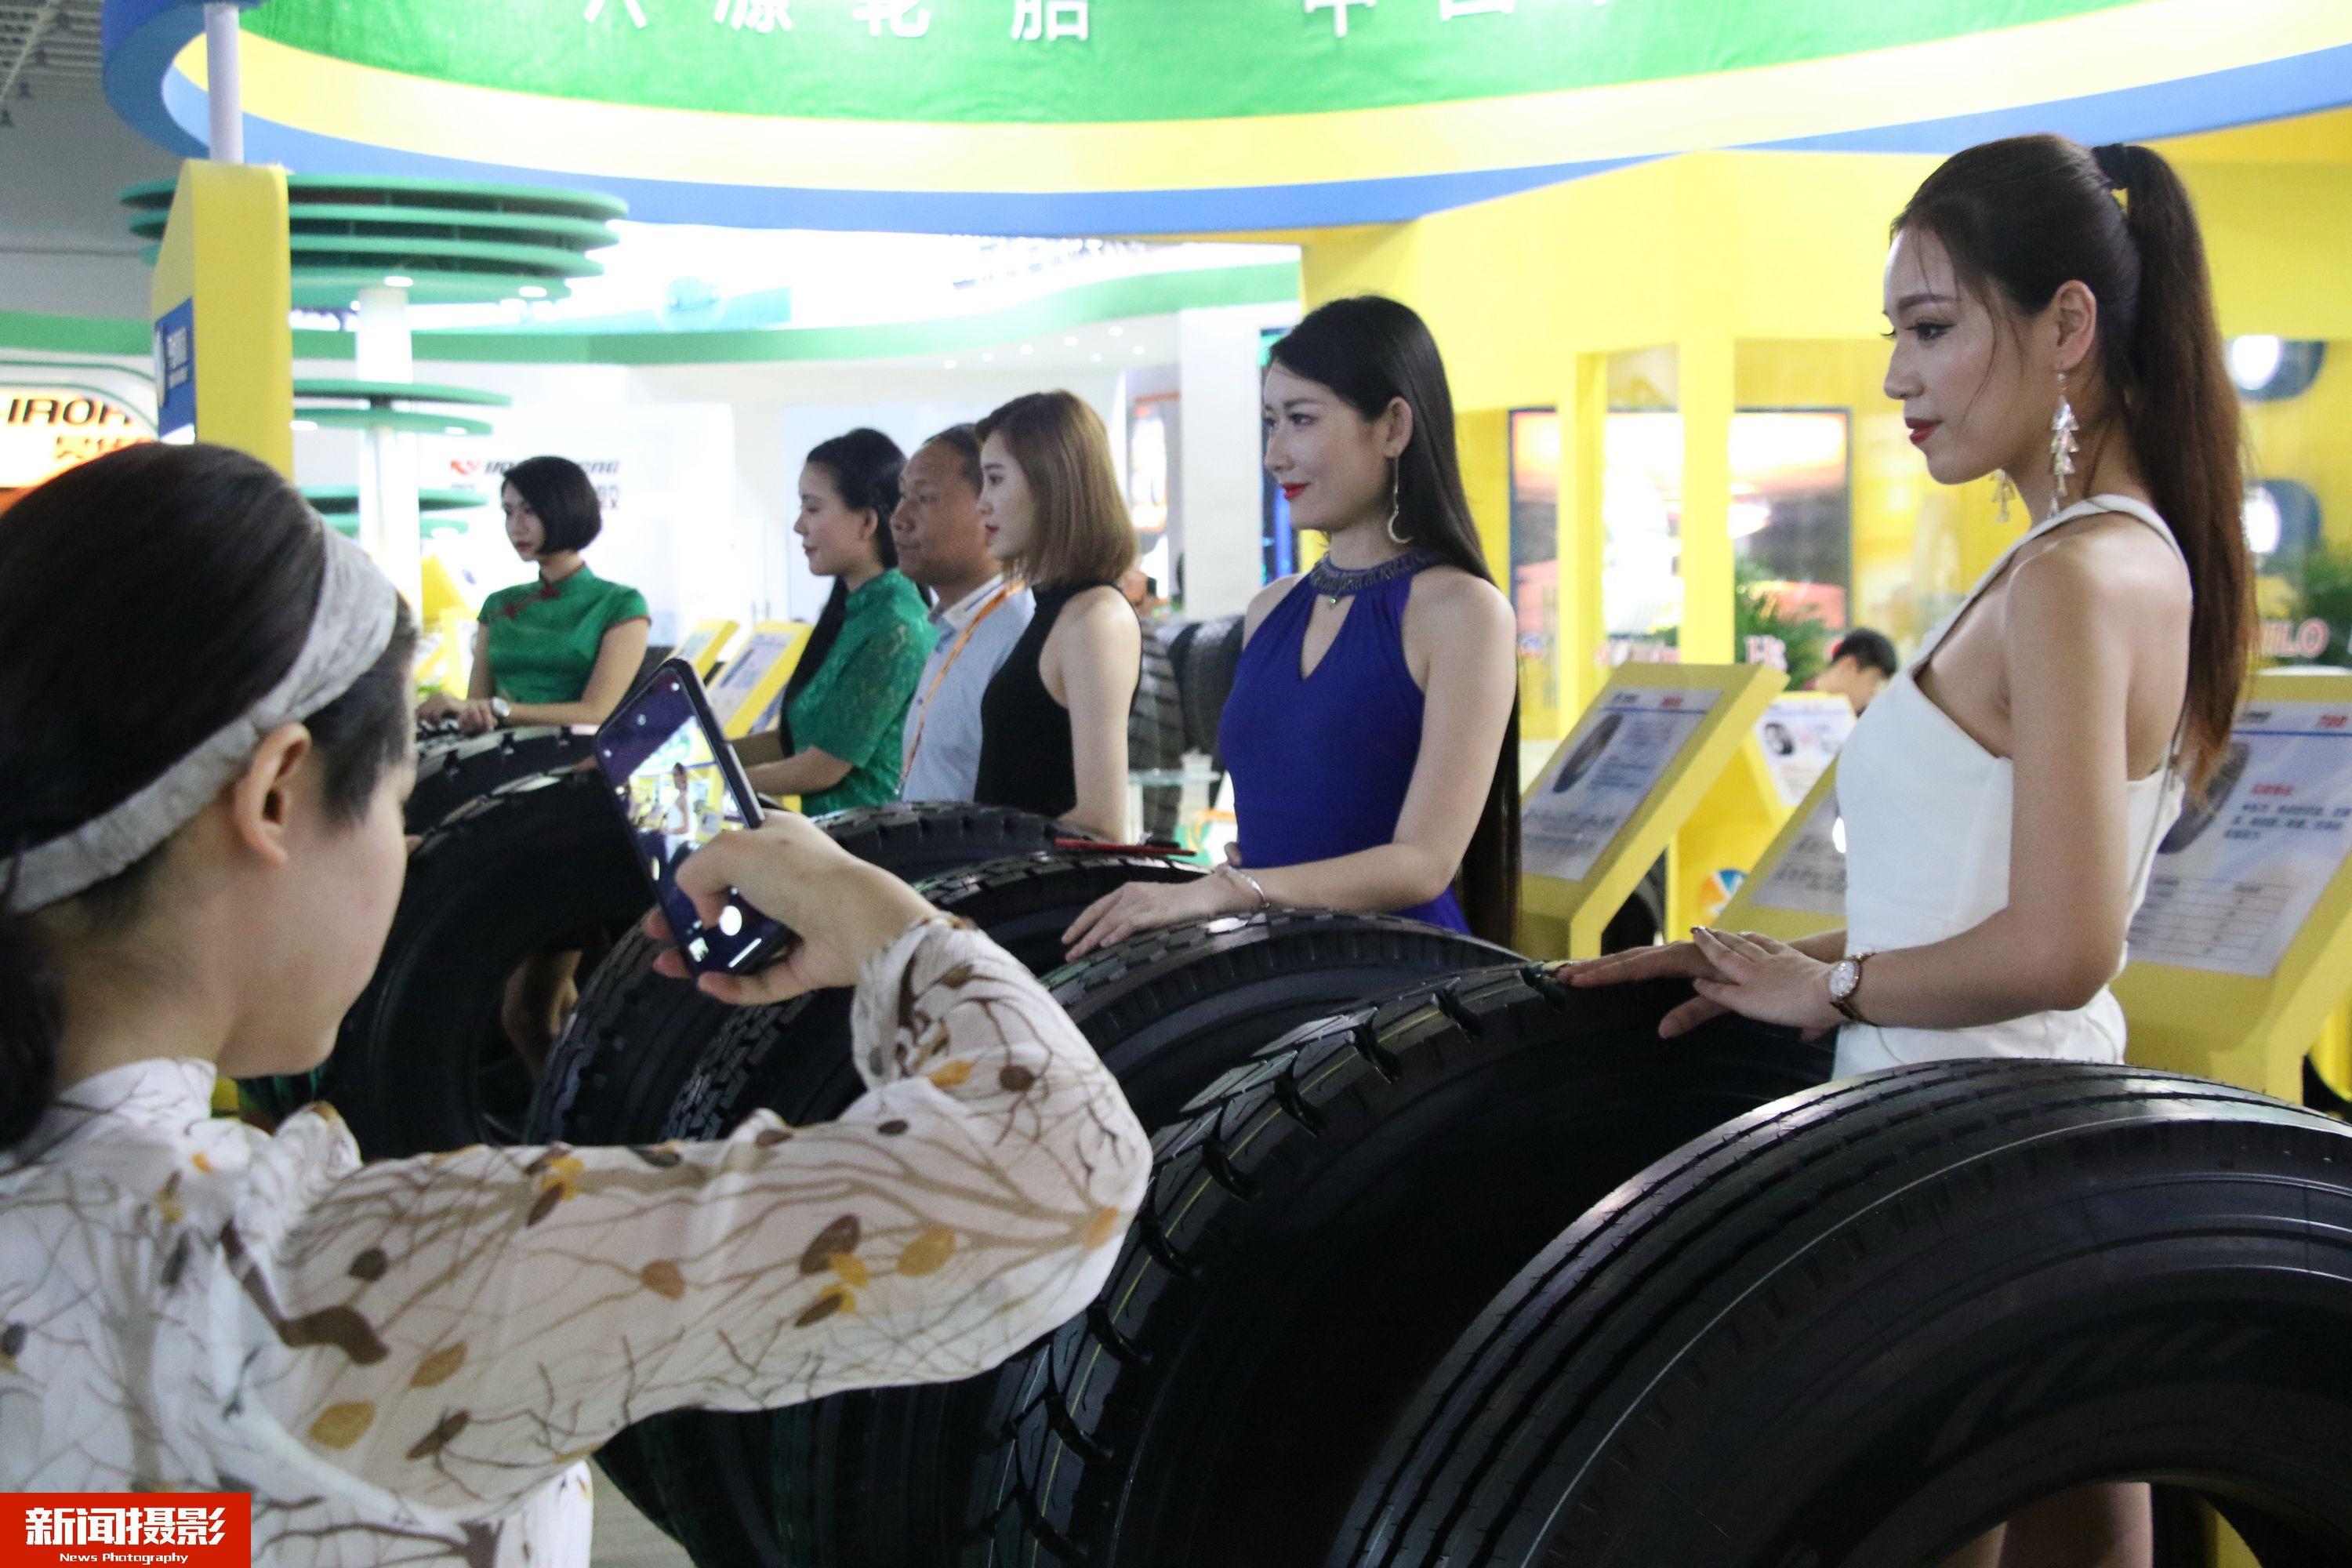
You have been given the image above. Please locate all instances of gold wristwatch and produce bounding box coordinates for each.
[1828,950,1878,1026]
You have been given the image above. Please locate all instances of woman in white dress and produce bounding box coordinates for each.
[1566,135,2255,1567]
[0,443,1152,1566]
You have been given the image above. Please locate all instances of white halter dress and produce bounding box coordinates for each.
[1832,494,2189,1078]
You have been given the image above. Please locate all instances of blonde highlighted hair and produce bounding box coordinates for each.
[976,391,1138,589]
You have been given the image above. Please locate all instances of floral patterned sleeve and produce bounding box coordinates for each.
[227,916,1149,1516]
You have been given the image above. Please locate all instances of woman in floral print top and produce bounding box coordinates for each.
[0,444,1151,1567]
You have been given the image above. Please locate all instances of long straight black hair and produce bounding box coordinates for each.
[1269,295,1520,946]
[784,427,907,706]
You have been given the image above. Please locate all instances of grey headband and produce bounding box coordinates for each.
[5,525,401,914]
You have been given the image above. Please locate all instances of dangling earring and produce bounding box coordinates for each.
[1992,471,2015,524]
[2048,370,2078,521]
[1385,462,1408,546]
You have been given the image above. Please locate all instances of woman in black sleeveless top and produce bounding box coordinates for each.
[971,392,1139,838]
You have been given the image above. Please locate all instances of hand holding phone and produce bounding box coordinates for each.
[645,818,936,1004]
[596,660,797,977]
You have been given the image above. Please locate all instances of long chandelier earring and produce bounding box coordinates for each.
[1385,462,1408,546]
[2048,370,2079,521]
[1992,471,2015,525]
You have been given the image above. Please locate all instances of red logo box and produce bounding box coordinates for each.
[0,1494,249,1568]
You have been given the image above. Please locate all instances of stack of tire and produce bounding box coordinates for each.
[564,931,2352,1568]
[1129,625,1187,840]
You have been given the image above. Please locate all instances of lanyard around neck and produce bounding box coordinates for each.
[903,583,1018,772]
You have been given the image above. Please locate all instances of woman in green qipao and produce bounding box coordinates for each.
[416,456,651,1071]
[742,429,932,815]
[418,456,651,735]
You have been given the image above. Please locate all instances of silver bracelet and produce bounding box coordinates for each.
[1218,862,1272,910]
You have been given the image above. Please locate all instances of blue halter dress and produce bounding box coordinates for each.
[1217,554,1469,933]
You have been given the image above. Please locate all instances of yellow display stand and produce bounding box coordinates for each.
[411,556,475,698]
[147,160,293,475]
[673,618,742,678]
[1667,691,1853,938]
[707,621,812,739]
[1716,763,1848,945]
[2115,670,2352,1105]
[1518,662,1784,960]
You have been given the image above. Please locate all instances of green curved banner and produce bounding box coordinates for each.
[247,0,2129,125]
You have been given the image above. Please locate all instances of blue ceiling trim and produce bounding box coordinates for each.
[1759,38,2352,157]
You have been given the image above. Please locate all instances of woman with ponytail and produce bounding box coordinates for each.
[742,426,933,812]
[1566,135,2253,1566]
[1064,295,1520,953]
[0,445,1148,1563]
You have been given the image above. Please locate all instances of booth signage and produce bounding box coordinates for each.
[0,387,154,489]
[151,299,195,437]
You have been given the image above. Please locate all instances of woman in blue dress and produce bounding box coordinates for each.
[1065,295,1519,953]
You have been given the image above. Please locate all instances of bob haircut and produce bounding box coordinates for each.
[502,456,604,554]
[975,391,1137,589]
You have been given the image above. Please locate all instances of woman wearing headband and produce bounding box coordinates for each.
[0,445,1150,1566]
[418,455,651,735]
[1564,136,2255,1567]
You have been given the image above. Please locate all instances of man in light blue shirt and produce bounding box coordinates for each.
[893,425,1035,802]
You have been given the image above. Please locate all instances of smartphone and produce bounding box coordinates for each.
[595,659,797,977]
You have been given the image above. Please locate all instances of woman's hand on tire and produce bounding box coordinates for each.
[456,699,501,735]
[648,815,936,1004]
[417,691,460,724]
[1556,939,1733,1039]
[1559,932,1838,1040]
[1063,871,1254,960]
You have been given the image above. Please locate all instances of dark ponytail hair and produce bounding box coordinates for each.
[1895,134,2253,790]
[1269,296,1520,946]
[0,444,416,1149]
[784,428,906,706]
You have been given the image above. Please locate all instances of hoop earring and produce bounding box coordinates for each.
[1993,471,2015,525]
[2048,370,2078,521]
[1385,463,1408,546]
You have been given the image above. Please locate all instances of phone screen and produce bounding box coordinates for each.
[596,662,794,975]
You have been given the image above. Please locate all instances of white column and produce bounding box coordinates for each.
[203,2,242,163]
[1175,305,1276,619]
[353,285,422,606]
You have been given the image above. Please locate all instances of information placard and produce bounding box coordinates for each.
[710,621,811,738]
[2127,699,2352,977]
[1748,782,1848,918]
[1523,686,1720,882]
[674,618,741,678]
[1755,693,1853,808]
[1518,663,1784,960]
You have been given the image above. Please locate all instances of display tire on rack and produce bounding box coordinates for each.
[1337,1060,2352,1568]
[1131,626,1186,839]
[527,803,1066,1149]
[404,724,599,833]
[322,769,648,1159]
[728,911,1521,1568]
[625,851,1214,1568]
[1170,614,1245,767]
[971,967,1833,1568]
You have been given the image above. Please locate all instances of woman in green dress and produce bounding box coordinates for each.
[418,456,650,735]
[416,456,649,1071]
[742,429,932,815]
